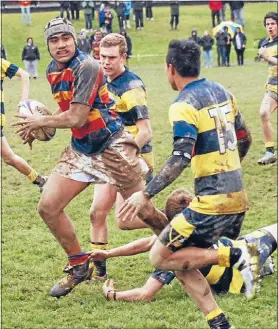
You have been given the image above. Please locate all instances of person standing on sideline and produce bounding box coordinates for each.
[13,18,169,298]
[59,1,70,20]
[257,12,278,165]
[82,0,95,32]
[169,1,179,31]
[123,1,131,29]
[208,0,222,27]
[70,1,80,20]
[21,37,40,79]
[146,1,154,20]
[1,59,45,190]
[120,28,132,67]
[230,1,245,28]
[200,30,214,68]
[223,26,232,66]
[216,29,226,66]
[115,1,126,30]
[189,28,202,45]
[77,30,92,55]
[91,30,103,60]
[233,27,246,66]
[19,1,32,25]
[134,1,144,30]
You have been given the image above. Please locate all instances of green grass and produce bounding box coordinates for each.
[1,3,277,329]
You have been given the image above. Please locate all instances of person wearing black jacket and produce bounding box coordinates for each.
[70,1,80,20]
[21,37,40,78]
[59,1,70,20]
[223,26,232,66]
[134,1,144,30]
[200,30,214,68]
[115,1,126,30]
[229,1,244,27]
[233,27,247,65]
[120,28,132,67]
[146,1,153,20]
[170,1,179,30]
[216,29,226,66]
[189,28,202,45]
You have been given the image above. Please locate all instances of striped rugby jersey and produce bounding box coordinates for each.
[261,36,278,93]
[169,78,248,215]
[46,49,123,155]
[107,67,152,154]
[1,59,19,127]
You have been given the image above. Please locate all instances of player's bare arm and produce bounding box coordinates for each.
[15,68,30,104]
[134,119,152,149]
[118,137,194,222]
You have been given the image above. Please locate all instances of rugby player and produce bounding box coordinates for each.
[90,33,154,279]
[257,12,278,165]
[12,17,169,298]
[1,59,45,190]
[118,39,256,329]
[89,189,277,301]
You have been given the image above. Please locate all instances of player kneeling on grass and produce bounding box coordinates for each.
[89,189,276,302]
[1,59,46,191]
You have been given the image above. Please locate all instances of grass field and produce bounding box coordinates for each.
[1,3,277,329]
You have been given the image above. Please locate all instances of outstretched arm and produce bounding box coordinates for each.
[15,68,29,102]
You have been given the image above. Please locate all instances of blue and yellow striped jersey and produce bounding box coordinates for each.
[107,68,152,154]
[169,78,248,215]
[1,59,19,127]
[261,36,278,93]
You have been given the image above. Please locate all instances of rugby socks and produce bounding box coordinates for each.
[27,168,38,183]
[91,242,108,277]
[217,247,242,268]
[206,308,232,329]
[68,252,89,267]
[265,142,275,154]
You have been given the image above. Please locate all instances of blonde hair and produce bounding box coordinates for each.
[100,33,127,55]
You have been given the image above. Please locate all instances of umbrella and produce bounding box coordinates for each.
[212,21,243,38]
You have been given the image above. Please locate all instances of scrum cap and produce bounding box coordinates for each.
[44,17,76,41]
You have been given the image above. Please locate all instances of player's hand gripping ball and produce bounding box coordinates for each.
[18,99,56,141]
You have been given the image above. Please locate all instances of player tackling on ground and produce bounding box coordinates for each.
[119,39,257,329]
[1,59,45,190]
[257,12,278,165]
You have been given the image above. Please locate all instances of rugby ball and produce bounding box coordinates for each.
[19,99,56,141]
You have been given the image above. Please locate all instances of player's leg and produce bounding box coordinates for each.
[175,270,233,329]
[39,174,92,297]
[258,91,277,164]
[89,183,117,279]
[1,135,45,189]
[103,276,164,302]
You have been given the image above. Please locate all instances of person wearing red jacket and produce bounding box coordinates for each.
[18,1,32,25]
[208,0,223,27]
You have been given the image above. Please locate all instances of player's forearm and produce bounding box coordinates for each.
[265,56,278,65]
[134,129,152,149]
[106,236,155,258]
[37,110,87,129]
[17,68,29,101]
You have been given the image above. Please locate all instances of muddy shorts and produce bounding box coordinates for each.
[159,208,245,252]
[52,131,149,192]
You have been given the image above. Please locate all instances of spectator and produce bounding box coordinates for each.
[216,29,226,66]
[169,1,179,31]
[229,1,245,27]
[189,28,202,45]
[123,1,131,29]
[82,0,95,32]
[59,1,70,20]
[120,28,132,67]
[115,1,126,30]
[223,26,232,66]
[1,44,7,60]
[77,29,92,54]
[208,0,222,27]
[70,1,80,20]
[21,37,40,79]
[98,3,106,32]
[19,1,32,25]
[134,1,144,30]
[146,1,154,21]
[104,4,114,34]
[221,0,228,21]
[91,30,103,60]
[200,30,214,68]
[233,26,246,66]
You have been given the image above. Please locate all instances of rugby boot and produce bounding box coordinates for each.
[257,151,277,165]
[90,259,108,281]
[33,175,48,193]
[260,255,275,278]
[233,242,260,299]
[207,312,234,329]
[50,259,92,298]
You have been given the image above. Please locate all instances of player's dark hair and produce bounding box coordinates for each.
[264,12,278,27]
[166,39,200,77]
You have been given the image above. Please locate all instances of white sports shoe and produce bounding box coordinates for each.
[233,242,260,299]
[257,151,277,165]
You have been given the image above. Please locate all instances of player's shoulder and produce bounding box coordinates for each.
[121,68,145,91]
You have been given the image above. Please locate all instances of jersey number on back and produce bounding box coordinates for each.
[208,104,237,154]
